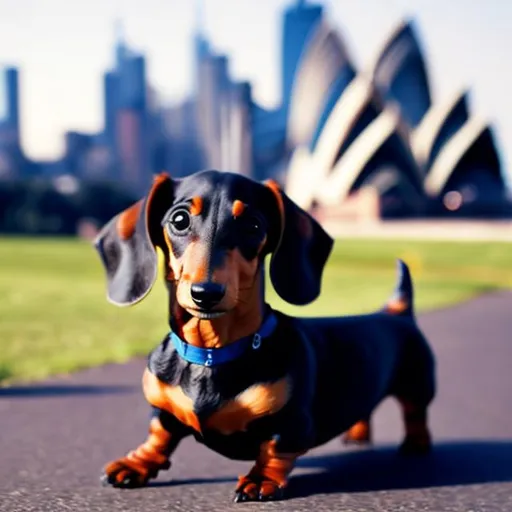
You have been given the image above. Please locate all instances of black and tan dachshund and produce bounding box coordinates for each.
[94,170,436,502]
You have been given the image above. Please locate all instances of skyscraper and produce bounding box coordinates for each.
[5,68,19,134]
[225,81,253,177]
[281,0,323,118]
[102,23,150,191]
[114,19,127,70]
[0,67,20,140]
[197,54,230,169]
[0,69,7,124]
[193,0,211,92]
[103,71,119,148]
[117,108,145,190]
[119,54,146,111]
[0,66,22,179]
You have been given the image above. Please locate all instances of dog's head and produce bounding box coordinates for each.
[94,170,333,319]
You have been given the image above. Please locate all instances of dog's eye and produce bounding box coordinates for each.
[248,218,260,232]
[169,209,191,234]
[245,215,264,236]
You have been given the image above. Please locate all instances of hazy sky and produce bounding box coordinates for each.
[0,0,511,177]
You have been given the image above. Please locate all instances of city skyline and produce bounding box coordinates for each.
[0,0,511,182]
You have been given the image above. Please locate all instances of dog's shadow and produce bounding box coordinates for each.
[289,440,512,497]
[149,440,512,496]
[0,384,135,398]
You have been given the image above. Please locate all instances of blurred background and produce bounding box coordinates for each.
[0,0,512,234]
[1,0,512,384]
[2,6,512,507]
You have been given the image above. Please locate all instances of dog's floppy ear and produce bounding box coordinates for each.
[94,173,174,306]
[265,180,334,305]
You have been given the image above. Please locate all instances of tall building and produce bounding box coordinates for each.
[194,34,211,91]
[164,99,204,177]
[63,131,93,177]
[119,54,146,111]
[0,67,22,179]
[224,81,253,177]
[5,68,19,136]
[114,20,128,70]
[197,53,230,169]
[0,67,20,143]
[100,25,150,191]
[103,71,119,149]
[117,108,145,190]
[0,71,5,122]
[281,0,323,118]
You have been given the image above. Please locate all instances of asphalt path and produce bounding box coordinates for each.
[1,292,512,511]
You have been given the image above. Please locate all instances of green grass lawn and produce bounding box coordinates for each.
[1,236,511,384]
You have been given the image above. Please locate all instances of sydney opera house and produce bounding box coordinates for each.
[282,11,510,220]
[169,0,510,220]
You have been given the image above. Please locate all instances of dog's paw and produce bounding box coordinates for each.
[234,475,285,502]
[100,457,171,488]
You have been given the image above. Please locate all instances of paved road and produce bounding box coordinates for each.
[1,292,512,511]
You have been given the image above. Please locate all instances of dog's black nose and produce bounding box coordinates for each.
[190,282,226,309]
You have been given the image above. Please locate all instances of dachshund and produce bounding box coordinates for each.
[94,170,436,502]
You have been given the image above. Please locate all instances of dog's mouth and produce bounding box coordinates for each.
[184,308,227,320]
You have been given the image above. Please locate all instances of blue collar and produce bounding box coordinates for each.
[169,312,278,367]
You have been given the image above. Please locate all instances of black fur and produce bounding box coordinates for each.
[94,170,333,308]
[147,310,317,459]
[147,305,435,459]
[95,169,436,498]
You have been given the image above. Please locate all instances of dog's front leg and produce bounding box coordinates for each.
[101,410,188,488]
[235,438,303,502]
[235,410,313,502]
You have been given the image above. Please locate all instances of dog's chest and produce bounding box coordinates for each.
[143,367,291,436]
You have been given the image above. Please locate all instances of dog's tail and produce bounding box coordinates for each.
[382,259,414,317]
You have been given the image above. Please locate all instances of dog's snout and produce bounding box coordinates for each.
[190,282,226,309]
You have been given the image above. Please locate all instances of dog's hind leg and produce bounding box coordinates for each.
[342,417,372,445]
[393,347,435,456]
[383,260,435,454]
[395,335,436,455]
[101,409,188,488]
[397,399,432,455]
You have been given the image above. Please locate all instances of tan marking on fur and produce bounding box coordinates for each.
[190,196,203,216]
[181,318,221,348]
[103,416,173,485]
[163,231,209,307]
[173,248,264,348]
[232,200,246,218]
[143,369,201,432]
[264,179,285,234]
[161,214,266,349]
[163,229,178,282]
[205,377,291,435]
[126,417,172,466]
[144,171,171,238]
[237,438,304,494]
[385,297,408,314]
[344,420,371,442]
[152,171,171,185]
[264,180,284,215]
[181,240,209,283]
[116,200,143,240]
